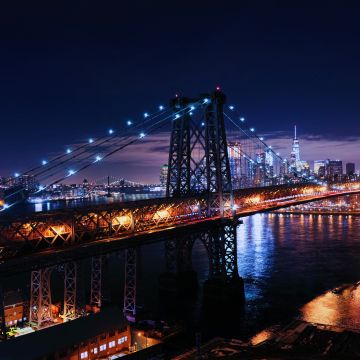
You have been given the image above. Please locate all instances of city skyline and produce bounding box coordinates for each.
[1,126,358,184]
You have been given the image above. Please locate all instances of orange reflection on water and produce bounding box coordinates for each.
[301,283,360,330]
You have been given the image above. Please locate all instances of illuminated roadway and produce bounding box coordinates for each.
[1,184,360,277]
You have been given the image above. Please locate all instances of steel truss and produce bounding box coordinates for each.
[202,222,239,282]
[63,261,77,322]
[0,197,207,259]
[165,235,195,274]
[123,247,137,321]
[90,255,103,308]
[30,267,53,327]
[166,90,233,217]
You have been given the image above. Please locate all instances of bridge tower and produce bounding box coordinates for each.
[166,89,233,217]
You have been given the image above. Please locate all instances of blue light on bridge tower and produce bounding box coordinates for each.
[127,120,132,126]
[66,148,72,154]
[144,112,149,118]
[108,129,114,135]
[159,105,164,110]
[42,160,48,165]
[89,138,94,144]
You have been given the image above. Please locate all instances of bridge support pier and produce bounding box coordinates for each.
[202,221,244,310]
[123,248,137,322]
[63,261,77,322]
[90,256,103,309]
[30,267,53,327]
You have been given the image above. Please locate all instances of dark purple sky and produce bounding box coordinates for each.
[1,0,360,183]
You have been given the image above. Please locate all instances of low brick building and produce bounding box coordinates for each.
[0,307,130,360]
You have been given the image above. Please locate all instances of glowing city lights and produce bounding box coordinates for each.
[68,169,76,176]
[14,173,20,178]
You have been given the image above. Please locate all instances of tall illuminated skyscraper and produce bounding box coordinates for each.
[290,125,300,168]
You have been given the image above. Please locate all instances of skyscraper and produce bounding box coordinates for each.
[326,160,343,180]
[290,125,301,172]
[227,142,242,189]
[346,162,355,176]
[314,160,326,177]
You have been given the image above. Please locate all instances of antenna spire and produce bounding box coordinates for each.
[294,125,297,140]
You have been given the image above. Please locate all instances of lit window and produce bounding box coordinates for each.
[80,351,88,359]
[93,348,98,354]
[100,344,106,351]
[124,336,128,342]
[109,340,115,348]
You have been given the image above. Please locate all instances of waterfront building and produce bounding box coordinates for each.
[0,307,131,360]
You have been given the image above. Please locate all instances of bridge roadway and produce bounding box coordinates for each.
[0,182,359,275]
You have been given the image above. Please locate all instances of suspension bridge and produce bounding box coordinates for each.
[0,88,359,336]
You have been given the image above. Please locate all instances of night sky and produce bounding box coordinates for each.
[1,0,360,183]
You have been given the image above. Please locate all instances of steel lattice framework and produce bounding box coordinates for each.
[90,255,103,308]
[123,247,137,321]
[63,261,77,322]
[166,90,233,217]
[30,267,53,327]
[200,221,239,281]
[165,235,195,274]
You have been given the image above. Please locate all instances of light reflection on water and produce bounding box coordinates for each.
[230,211,360,335]
[301,283,360,330]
